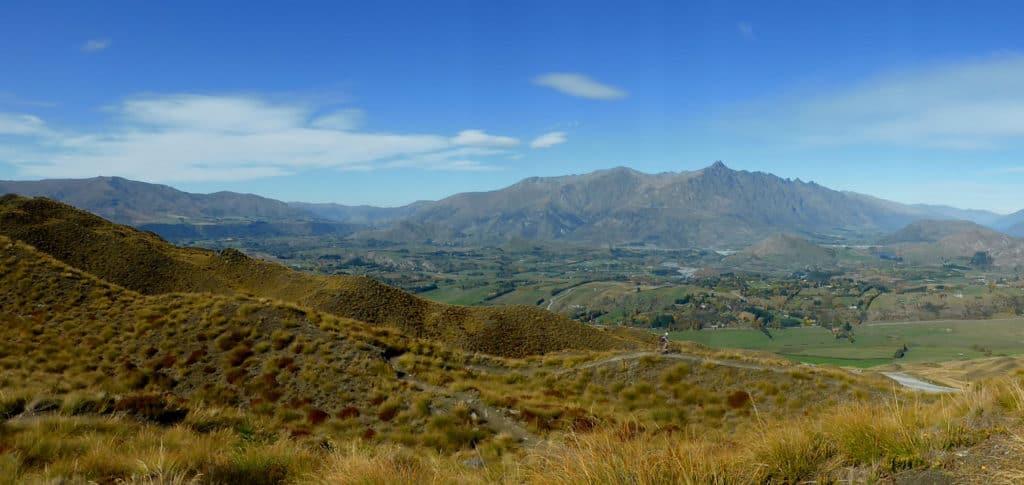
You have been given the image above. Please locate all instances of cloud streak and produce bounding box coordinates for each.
[0,113,49,136]
[530,131,567,148]
[451,129,520,147]
[731,54,1024,150]
[532,73,626,100]
[81,39,111,52]
[0,94,520,181]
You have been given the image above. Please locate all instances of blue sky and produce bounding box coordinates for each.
[2,1,1024,212]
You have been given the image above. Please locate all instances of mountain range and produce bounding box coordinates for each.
[2,162,1020,247]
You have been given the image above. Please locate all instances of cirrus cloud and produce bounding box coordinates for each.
[0,94,521,182]
[81,39,111,52]
[532,73,627,100]
[451,129,520,147]
[737,54,1024,150]
[530,131,567,148]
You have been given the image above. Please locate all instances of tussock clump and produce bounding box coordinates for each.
[0,235,424,432]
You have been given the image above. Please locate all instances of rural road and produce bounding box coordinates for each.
[880,372,960,394]
[546,286,576,311]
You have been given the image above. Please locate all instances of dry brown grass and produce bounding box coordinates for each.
[0,195,638,358]
[5,197,1024,482]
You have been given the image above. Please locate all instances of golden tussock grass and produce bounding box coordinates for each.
[0,195,639,358]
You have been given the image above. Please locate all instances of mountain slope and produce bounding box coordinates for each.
[723,233,836,271]
[400,162,934,248]
[1007,221,1024,238]
[911,204,1003,226]
[0,176,312,224]
[4,166,1001,249]
[995,209,1024,237]
[877,220,995,245]
[883,223,1024,268]
[290,200,429,224]
[0,233,411,412]
[0,195,636,357]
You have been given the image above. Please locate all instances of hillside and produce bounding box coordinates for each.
[911,204,1003,226]
[0,234,414,414]
[723,233,836,272]
[5,229,954,484]
[994,208,1024,233]
[0,195,634,357]
[877,219,995,244]
[1008,221,1024,238]
[0,176,312,224]
[887,225,1024,268]
[0,176,365,243]
[397,162,936,248]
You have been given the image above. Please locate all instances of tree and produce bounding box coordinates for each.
[970,251,994,270]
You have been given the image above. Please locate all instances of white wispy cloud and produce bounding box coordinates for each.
[382,147,508,171]
[451,129,520,147]
[530,131,567,148]
[737,22,754,39]
[310,108,365,131]
[0,113,50,136]
[532,73,627,100]
[0,94,517,181]
[735,54,1024,150]
[81,39,111,52]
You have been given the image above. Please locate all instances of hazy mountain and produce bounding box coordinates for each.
[0,176,313,224]
[3,164,1009,249]
[877,220,995,245]
[289,200,429,224]
[1006,222,1024,238]
[883,223,1024,268]
[398,162,934,248]
[994,209,1024,236]
[911,204,1004,227]
[0,176,368,241]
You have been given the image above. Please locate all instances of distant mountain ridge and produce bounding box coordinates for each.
[0,176,311,224]
[0,176,365,241]
[289,200,428,225]
[391,162,999,247]
[2,163,1019,248]
[877,220,993,245]
[911,204,1003,227]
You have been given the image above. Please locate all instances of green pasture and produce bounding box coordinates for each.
[670,318,1024,368]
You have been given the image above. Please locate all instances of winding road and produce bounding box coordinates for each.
[546,286,576,311]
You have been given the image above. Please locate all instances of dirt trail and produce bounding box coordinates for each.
[389,358,540,446]
[556,351,782,376]
[880,372,960,394]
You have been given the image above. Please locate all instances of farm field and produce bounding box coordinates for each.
[670,318,1024,368]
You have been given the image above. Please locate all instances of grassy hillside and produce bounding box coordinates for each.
[1,232,959,484]
[0,234,420,416]
[0,195,635,357]
[878,219,992,244]
[724,233,837,272]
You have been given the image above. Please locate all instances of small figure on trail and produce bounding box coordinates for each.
[658,332,670,353]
